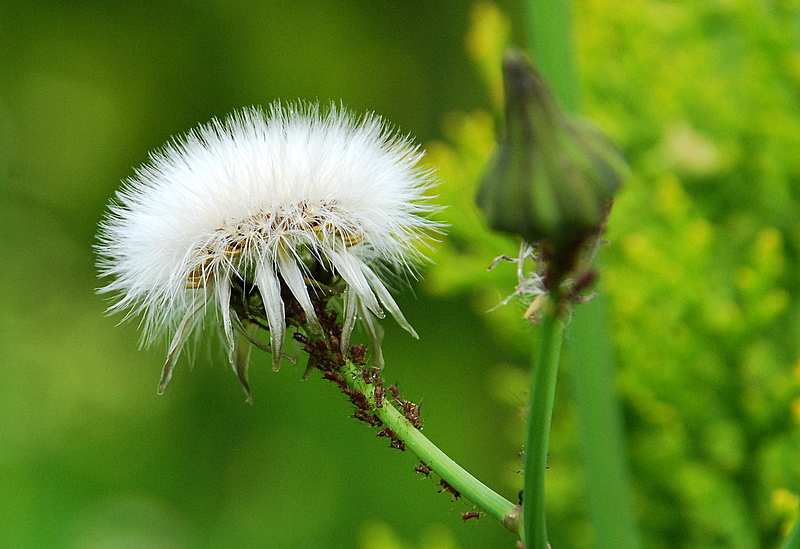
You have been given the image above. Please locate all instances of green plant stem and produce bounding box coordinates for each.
[341,359,520,532]
[523,2,642,547]
[380,400,518,528]
[522,296,567,548]
[524,0,580,113]
[568,293,641,549]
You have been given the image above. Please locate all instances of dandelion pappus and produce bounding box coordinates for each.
[97,102,440,401]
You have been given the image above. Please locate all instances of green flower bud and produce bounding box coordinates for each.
[477,49,626,282]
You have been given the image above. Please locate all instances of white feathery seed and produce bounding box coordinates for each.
[96,101,440,400]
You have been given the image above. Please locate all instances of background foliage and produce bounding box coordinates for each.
[2,1,800,548]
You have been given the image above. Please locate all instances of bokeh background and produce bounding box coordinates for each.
[3,1,800,548]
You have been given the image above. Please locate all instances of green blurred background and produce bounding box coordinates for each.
[3,0,800,548]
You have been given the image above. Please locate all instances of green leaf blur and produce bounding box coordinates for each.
[429,1,800,548]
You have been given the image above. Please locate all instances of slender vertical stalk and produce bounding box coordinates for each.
[568,293,641,549]
[517,14,578,541]
[522,295,567,548]
[522,2,641,548]
[524,0,580,113]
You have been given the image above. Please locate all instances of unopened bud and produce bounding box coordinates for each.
[477,49,626,282]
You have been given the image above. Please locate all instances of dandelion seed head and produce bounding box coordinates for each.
[97,101,440,398]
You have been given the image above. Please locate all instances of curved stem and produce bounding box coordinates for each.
[522,296,567,547]
[341,359,520,532]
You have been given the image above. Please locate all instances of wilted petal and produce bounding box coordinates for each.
[362,265,418,338]
[158,295,205,394]
[216,280,234,352]
[328,250,384,318]
[231,316,258,403]
[255,262,286,371]
[277,252,323,334]
[340,287,358,353]
[358,301,385,369]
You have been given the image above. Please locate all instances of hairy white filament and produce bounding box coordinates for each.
[97,101,439,399]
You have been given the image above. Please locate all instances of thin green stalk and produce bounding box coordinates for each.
[568,293,641,549]
[524,0,580,113]
[341,360,520,531]
[523,2,641,548]
[380,400,518,528]
[522,296,567,548]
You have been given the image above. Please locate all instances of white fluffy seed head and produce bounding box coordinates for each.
[96,101,440,396]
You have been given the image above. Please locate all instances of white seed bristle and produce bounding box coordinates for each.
[96,101,440,397]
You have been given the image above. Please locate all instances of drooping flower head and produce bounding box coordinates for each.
[97,101,439,401]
